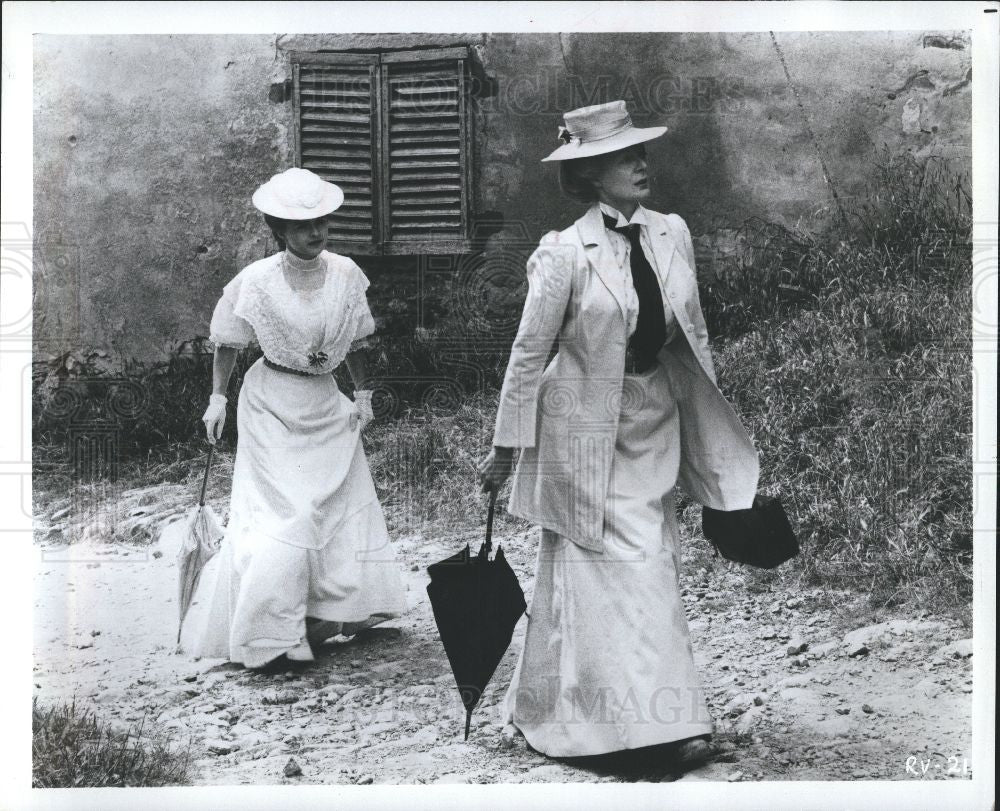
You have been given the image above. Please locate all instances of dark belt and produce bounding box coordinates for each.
[624,327,684,375]
[624,346,658,375]
[263,357,324,376]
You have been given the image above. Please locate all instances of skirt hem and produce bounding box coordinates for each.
[510,719,715,759]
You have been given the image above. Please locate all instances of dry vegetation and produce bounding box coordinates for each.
[32,699,192,788]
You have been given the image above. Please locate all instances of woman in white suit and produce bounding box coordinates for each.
[479,101,759,767]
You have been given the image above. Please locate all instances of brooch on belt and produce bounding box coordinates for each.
[307,351,328,367]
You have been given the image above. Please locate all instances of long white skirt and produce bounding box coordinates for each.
[501,360,714,756]
[188,359,407,668]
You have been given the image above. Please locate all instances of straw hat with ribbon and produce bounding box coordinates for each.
[251,167,344,219]
[541,100,667,162]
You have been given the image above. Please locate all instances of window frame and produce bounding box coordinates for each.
[291,47,474,257]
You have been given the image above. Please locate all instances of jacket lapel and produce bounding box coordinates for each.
[646,219,680,314]
[576,205,628,323]
[648,215,717,379]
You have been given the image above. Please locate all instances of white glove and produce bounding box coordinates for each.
[352,389,374,431]
[202,393,227,444]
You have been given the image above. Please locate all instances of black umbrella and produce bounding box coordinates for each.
[426,491,527,740]
[702,493,799,569]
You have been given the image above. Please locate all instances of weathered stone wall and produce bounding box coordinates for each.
[33,31,971,366]
[34,34,288,363]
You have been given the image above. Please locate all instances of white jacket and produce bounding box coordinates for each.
[493,204,760,552]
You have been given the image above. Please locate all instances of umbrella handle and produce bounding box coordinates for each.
[198,444,215,508]
[484,488,497,556]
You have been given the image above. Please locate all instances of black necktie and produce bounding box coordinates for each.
[603,213,667,367]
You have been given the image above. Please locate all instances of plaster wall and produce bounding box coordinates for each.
[33,31,971,364]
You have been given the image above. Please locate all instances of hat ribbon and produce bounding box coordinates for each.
[557,125,581,146]
[571,112,634,143]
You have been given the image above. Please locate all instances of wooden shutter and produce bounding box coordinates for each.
[291,48,471,255]
[293,53,380,253]
[381,49,470,252]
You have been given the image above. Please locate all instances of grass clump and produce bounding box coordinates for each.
[690,149,972,614]
[32,338,261,458]
[32,699,192,787]
[365,392,526,539]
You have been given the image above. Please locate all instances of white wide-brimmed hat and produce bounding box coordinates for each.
[251,167,344,219]
[541,100,667,162]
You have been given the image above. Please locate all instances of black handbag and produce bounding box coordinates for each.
[702,494,799,569]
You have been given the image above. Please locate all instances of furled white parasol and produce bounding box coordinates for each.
[176,445,224,645]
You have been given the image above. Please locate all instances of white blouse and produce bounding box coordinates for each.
[209,250,375,375]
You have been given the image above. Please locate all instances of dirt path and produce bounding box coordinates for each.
[33,494,974,785]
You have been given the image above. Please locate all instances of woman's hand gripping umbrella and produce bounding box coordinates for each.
[426,490,527,740]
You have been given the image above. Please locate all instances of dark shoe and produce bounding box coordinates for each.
[305,617,343,647]
[250,653,290,675]
[674,736,717,770]
[249,651,312,674]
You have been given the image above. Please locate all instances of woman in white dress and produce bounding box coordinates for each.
[191,168,407,669]
[478,102,760,767]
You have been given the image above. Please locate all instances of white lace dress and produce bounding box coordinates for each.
[187,249,407,667]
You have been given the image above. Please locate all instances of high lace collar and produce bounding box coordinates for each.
[283,249,325,273]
